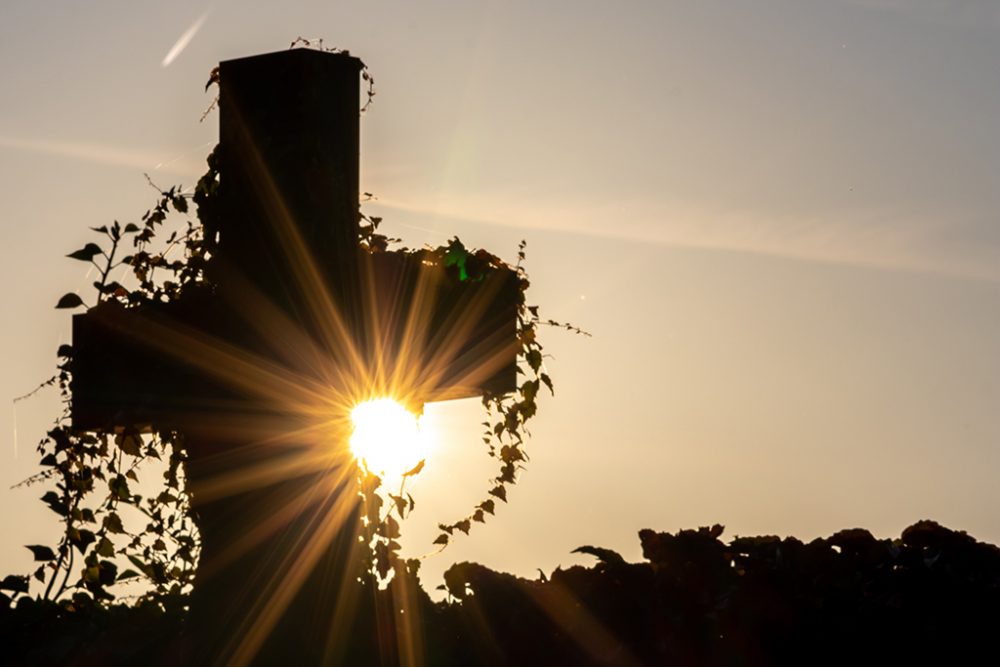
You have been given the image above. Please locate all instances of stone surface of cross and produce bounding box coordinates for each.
[67,49,520,662]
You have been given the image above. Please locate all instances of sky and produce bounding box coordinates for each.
[1,0,999,594]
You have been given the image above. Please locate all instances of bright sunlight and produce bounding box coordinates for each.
[349,398,431,478]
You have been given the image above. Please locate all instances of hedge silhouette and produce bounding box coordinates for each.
[3,519,997,665]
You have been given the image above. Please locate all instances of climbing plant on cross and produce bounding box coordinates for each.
[4,47,585,636]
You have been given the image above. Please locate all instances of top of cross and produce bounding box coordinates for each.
[70,48,520,432]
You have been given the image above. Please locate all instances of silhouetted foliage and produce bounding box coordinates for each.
[2,520,997,665]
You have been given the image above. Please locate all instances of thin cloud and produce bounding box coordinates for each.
[371,194,1000,285]
[0,135,198,175]
[162,11,209,68]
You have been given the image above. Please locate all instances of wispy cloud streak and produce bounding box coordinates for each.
[0,135,200,174]
[162,11,209,67]
[372,194,1000,284]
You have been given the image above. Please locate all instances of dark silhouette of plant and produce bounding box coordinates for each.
[3,520,998,665]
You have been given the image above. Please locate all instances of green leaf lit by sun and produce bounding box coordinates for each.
[350,398,432,479]
[443,239,472,282]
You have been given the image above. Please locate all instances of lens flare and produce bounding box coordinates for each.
[349,398,430,477]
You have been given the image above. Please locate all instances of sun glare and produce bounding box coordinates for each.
[350,398,431,478]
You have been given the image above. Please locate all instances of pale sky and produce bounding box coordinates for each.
[2,0,999,593]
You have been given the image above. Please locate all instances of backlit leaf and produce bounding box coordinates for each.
[0,575,28,593]
[402,459,425,477]
[67,243,103,262]
[115,433,141,456]
[384,516,400,539]
[96,536,115,558]
[103,512,124,534]
[526,349,543,372]
[55,293,84,309]
[40,491,65,515]
[70,529,96,554]
[26,545,56,562]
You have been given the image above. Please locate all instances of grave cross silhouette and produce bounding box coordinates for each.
[68,49,519,661]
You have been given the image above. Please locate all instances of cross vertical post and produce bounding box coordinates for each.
[70,48,521,662]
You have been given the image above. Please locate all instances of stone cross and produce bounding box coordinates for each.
[69,49,519,662]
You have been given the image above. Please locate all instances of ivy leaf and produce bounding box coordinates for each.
[521,379,539,403]
[98,559,118,586]
[480,499,496,515]
[103,512,124,534]
[384,516,400,539]
[443,238,470,281]
[70,529,96,554]
[489,486,508,503]
[473,509,485,523]
[117,569,141,581]
[374,543,392,580]
[433,534,449,546]
[95,280,126,296]
[25,545,56,562]
[540,373,554,395]
[40,491,66,515]
[109,475,131,501]
[115,433,142,456]
[498,462,517,484]
[0,575,28,594]
[572,545,626,566]
[96,536,115,558]
[500,445,523,463]
[205,66,220,91]
[156,491,177,504]
[66,243,103,262]
[123,223,140,233]
[389,494,406,517]
[55,293,85,309]
[402,459,425,477]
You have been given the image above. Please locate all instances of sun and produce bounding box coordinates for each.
[349,398,431,478]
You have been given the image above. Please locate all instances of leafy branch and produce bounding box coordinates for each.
[356,237,585,578]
